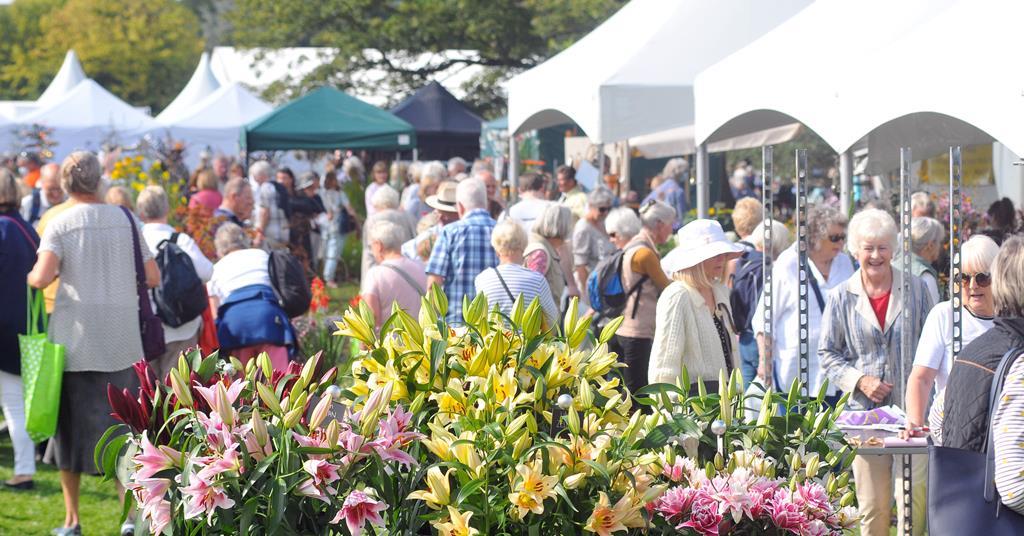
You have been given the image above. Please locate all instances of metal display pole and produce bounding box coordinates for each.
[839,150,854,216]
[898,147,914,536]
[509,136,519,203]
[761,146,775,384]
[795,149,810,397]
[950,146,964,361]
[696,144,709,218]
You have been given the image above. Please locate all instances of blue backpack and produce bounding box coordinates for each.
[729,249,764,333]
[586,244,648,321]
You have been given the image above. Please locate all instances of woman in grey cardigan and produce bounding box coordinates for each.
[819,208,934,536]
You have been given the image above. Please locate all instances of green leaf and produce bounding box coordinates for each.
[93,424,125,478]
[268,478,286,534]
[455,478,486,505]
[101,434,130,480]
[242,453,280,495]
[239,497,259,536]
[640,414,701,450]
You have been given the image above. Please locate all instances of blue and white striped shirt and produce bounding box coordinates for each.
[474,264,560,328]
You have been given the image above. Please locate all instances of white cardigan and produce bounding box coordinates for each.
[648,281,738,386]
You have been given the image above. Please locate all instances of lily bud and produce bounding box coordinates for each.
[251,410,269,447]
[805,453,820,478]
[283,406,304,430]
[564,473,586,490]
[577,380,594,410]
[326,419,340,446]
[309,394,333,430]
[256,382,282,415]
[840,491,856,507]
[258,352,273,379]
[566,407,580,435]
[512,432,532,459]
[169,369,193,408]
[215,382,235,427]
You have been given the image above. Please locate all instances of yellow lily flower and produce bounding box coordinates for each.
[422,423,456,461]
[584,492,628,536]
[408,466,452,510]
[508,491,545,517]
[431,506,479,536]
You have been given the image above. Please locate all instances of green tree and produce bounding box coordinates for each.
[230,0,627,118]
[0,0,204,111]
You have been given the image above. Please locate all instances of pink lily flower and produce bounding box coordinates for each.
[193,380,248,409]
[303,458,342,486]
[196,443,243,482]
[330,490,387,536]
[134,434,181,480]
[145,499,172,535]
[128,477,172,511]
[180,475,236,524]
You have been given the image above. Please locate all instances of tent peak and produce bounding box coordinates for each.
[38,49,87,106]
[157,52,222,123]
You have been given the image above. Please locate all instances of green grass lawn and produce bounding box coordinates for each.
[0,437,123,534]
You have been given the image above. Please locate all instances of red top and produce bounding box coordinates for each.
[868,291,891,329]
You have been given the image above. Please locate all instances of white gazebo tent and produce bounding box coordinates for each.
[156,52,220,124]
[692,0,1011,213]
[37,50,88,107]
[148,82,272,166]
[629,123,803,160]
[20,79,155,160]
[506,0,811,203]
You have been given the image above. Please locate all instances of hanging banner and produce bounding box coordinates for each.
[916,144,993,186]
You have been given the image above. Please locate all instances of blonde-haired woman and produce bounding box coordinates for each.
[650,219,744,393]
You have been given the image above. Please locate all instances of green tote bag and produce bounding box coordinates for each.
[18,287,65,443]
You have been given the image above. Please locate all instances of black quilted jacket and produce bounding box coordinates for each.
[942,317,1024,452]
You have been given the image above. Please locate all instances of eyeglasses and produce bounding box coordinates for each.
[597,206,611,214]
[640,199,657,214]
[828,233,847,243]
[954,272,992,288]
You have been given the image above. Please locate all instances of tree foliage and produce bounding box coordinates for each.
[230,0,627,118]
[0,0,204,111]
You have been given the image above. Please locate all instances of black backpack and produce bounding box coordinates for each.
[152,233,207,327]
[586,243,648,321]
[729,249,764,333]
[268,249,311,318]
[270,181,292,218]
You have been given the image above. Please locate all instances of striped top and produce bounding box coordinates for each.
[818,268,934,410]
[993,353,1024,513]
[474,264,560,328]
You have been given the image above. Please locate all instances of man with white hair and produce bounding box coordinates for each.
[20,163,63,227]
[250,160,288,249]
[448,156,468,177]
[910,191,936,218]
[474,169,504,218]
[425,178,499,325]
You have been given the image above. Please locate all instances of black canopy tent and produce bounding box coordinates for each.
[390,81,483,161]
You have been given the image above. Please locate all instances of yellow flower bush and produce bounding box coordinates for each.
[110,155,185,216]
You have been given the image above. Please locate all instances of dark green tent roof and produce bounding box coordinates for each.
[242,86,416,151]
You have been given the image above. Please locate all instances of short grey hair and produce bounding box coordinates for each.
[962,234,1000,275]
[471,159,493,174]
[911,191,935,216]
[60,151,103,195]
[749,219,792,259]
[224,177,249,198]
[587,187,615,210]
[662,158,689,182]
[639,199,676,229]
[910,217,944,255]
[0,168,18,208]
[447,157,467,173]
[214,222,251,258]
[605,207,642,239]
[847,208,898,254]
[491,219,528,256]
[992,236,1024,317]
[456,178,487,210]
[371,184,400,210]
[136,185,170,221]
[423,161,447,182]
[343,156,365,181]
[367,220,405,252]
[248,161,272,182]
[808,205,849,251]
[534,204,573,241]
[407,161,423,183]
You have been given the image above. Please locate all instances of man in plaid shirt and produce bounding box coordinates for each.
[426,179,499,325]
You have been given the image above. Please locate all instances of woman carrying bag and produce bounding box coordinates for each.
[0,168,41,490]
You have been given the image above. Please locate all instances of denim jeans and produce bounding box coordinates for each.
[738,330,758,388]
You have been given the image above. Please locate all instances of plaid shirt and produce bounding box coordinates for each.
[425,209,499,325]
[819,268,934,410]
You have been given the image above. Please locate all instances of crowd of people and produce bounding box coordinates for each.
[5,145,1024,535]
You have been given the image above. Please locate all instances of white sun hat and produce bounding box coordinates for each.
[661,219,745,274]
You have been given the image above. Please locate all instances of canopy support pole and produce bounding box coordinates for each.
[760,145,775,385]
[696,143,709,218]
[898,146,914,536]
[509,135,519,203]
[839,150,853,216]
[621,141,631,196]
[413,148,419,162]
[795,149,809,397]
[949,145,963,362]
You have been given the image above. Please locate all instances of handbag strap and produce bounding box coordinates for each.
[0,214,39,249]
[119,207,146,286]
[492,266,516,303]
[985,345,1024,502]
[381,262,425,296]
[24,286,45,336]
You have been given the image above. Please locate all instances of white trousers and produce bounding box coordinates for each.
[0,369,36,476]
[852,454,928,536]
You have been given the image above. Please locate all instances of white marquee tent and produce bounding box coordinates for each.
[157,52,220,124]
[146,82,272,165]
[20,79,155,160]
[629,122,803,160]
[38,50,88,108]
[507,0,812,143]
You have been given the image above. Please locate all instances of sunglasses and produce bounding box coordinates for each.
[954,272,992,288]
[828,233,847,243]
[597,206,611,214]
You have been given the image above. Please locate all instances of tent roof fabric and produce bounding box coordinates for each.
[157,52,221,124]
[507,0,811,143]
[37,50,87,107]
[629,123,803,159]
[165,82,271,129]
[243,86,416,151]
[694,0,1018,167]
[390,81,482,136]
[22,78,154,130]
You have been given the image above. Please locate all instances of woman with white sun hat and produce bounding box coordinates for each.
[649,219,745,393]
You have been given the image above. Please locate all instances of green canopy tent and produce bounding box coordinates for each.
[242,86,416,152]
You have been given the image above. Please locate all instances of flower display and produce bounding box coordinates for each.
[97,351,421,535]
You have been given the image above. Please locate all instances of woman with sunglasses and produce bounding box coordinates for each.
[905,234,999,443]
[573,188,617,305]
